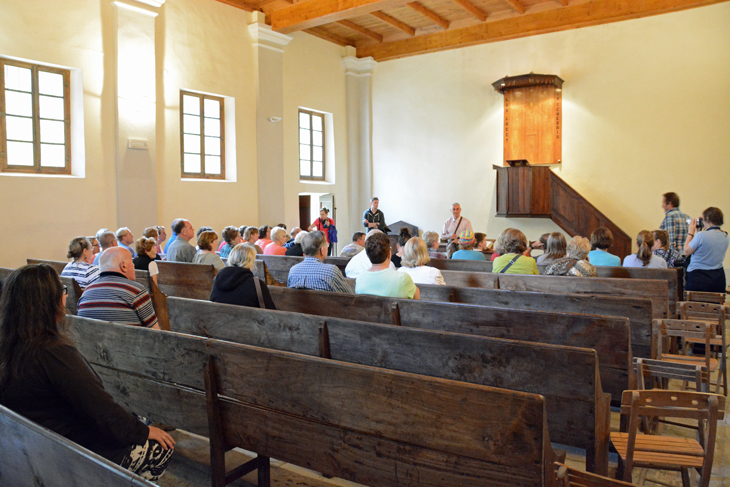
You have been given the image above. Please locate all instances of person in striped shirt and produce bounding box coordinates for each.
[60,237,100,289]
[78,248,159,329]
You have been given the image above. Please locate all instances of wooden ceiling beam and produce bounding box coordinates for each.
[371,11,416,35]
[358,0,729,61]
[214,0,256,12]
[338,20,384,42]
[270,0,405,33]
[451,0,487,21]
[304,27,355,46]
[502,0,526,14]
[556,0,569,5]
[406,1,450,29]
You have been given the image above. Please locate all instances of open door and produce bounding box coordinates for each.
[319,193,336,255]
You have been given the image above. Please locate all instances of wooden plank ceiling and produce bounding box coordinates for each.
[218,0,729,61]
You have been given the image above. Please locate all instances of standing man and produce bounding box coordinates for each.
[165,219,196,263]
[363,197,389,232]
[116,227,137,257]
[659,192,690,254]
[441,202,473,242]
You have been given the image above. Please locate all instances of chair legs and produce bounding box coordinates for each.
[681,467,691,487]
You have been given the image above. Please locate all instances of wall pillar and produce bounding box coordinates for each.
[113,0,162,235]
[248,13,292,225]
[342,50,377,234]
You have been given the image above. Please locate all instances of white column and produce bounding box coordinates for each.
[248,14,292,225]
[342,50,377,235]
[112,0,162,235]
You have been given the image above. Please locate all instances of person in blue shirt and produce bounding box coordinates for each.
[588,227,621,266]
[684,207,728,292]
[451,230,486,261]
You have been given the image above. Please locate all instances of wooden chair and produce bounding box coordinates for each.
[610,390,724,487]
[554,462,638,487]
[678,301,727,396]
[684,291,726,305]
[653,319,718,389]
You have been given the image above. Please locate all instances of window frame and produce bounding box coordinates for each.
[179,90,225,180]
[0,57,72,175]
[298,109,326,182]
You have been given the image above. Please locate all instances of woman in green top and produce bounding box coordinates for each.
[492,228,539,275]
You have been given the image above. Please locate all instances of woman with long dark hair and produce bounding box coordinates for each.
[0,265,175,482]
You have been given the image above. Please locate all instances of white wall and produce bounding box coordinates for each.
[372,3,730,276]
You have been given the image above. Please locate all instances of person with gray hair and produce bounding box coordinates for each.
[78,248,159,329]
[440,202,473,242]
[544,236,597,277]
[286,231,352,293]
[285,230,308,257]
[115,227,137,258]
[344,229,396,279]
[210,244,276,309]
[94,230,119,265]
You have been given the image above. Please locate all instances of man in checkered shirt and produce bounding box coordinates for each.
[287,231,352,293]
[659,192,690,255]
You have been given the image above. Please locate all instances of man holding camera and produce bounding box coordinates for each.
[659,192,690,254]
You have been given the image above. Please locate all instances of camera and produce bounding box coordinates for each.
[687,218,704,230]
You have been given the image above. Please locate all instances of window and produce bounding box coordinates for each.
[299,109,325,181]
[1,58,71,174]
[180,90,224,179]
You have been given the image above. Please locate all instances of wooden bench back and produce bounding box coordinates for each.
[156,261,214,299]
[68,316,559,486]
[0,404,155,487]
[167,296,610,472]
[266,286,631,403]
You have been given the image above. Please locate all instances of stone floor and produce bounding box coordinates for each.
[159,377,730,487]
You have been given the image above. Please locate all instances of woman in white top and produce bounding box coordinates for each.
[132,237,160,285]
[623,230,668,269]
[398,237,446,285]
[193,231,226,274]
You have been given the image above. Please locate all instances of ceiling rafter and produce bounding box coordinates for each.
[450,0,487,21]
[304,26,355,46]
[357,0,728,61]
[371,11,416,35]
[503,0,526,14]
[406,1,450,29]
[270,0,406,33]
[214,0,256,12]
[337,19,384,42]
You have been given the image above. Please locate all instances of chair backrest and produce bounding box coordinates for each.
[678,301,726,326]
[555,462,638,487]
[653,319,715,368]
[684,291,726,304]
[634,357,707,392]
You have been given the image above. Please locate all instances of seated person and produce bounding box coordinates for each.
[0,265,174,482]
[423,231,447,259]
[115,227,137,257]
[398,237,445,285]
[93,230,118,266]
[148,225,167,257]
[492,229,539,274]
[451,230,487,261]
[142,227,164,260]
[284,227,301,249]
[588,227,621,266]
[243,226,264,254]
[391,228,411,268]
[210,243,276,309]
[536,232,566,266]
[446,241,459,259]
[87,235,101,258]
[475,232,490,253]
[254,225,273,251]
[623,230,668,269]
[78,248,159,328]
[166,219,196,263]
[132,237,160,285]
[344,230,395,279]
[263,227,288,256]
[544,236,597,277]
[218,226,243,259]
[285,230,307,257]
[287,231,352,293]
[339,232,366,258]
[684,207,728,292]
[193,231,226,273]
[652,230,680,267]
[61,237,100,289]
[356,232,420,299]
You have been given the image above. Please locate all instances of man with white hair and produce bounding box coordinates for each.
[93,229,118,266]
[344,229,396,279]
[440,202,473,242]
[116,227,137,257]
[287,231,352,293]
[78,247,159,329]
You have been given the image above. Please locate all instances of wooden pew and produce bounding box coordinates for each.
[167,296,611,474]
[26,258,151,289]
[415,284,654,360]
[69,316,563,487]
[60,276,83,315]
[265,286,632,402]
[0,404,155,487]
[156,261,214,300]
